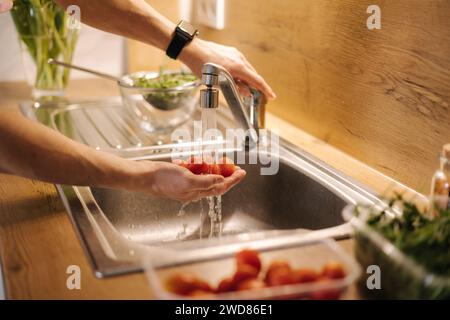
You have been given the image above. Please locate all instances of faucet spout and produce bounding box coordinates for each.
[200,63,262,147]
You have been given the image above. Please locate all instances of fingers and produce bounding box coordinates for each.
[222,168,246,191]
[181,169,246,202]
[187,173,225,191]
[233,66,276,100]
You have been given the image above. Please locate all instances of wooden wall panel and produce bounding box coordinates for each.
[127,0,182,72]
[129,0,450,194]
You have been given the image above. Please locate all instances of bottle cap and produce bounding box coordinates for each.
[443,144,450,160]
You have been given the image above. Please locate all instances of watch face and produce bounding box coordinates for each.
[177,20,198,37]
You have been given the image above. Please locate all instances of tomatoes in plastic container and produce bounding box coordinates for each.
[164,247,349,299]
[321,262,346,279]
[216,277,235,293]
[233,264,259,284]
[265,260,296,286]
[165,273,212,296]
[235,249,262,273]
[236,279,266,291]
[293,268,320,283]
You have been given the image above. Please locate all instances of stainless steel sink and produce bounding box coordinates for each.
[91,154,347,246]
[20,98,381,277]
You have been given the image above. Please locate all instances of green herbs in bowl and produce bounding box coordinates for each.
[343,196,450,299]
[132,73,198,89]
[127,72,199,111]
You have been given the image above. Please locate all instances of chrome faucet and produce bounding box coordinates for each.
[199,63,266,148]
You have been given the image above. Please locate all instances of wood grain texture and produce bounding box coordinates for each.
[127,0,183,73]
[129,0,450,194]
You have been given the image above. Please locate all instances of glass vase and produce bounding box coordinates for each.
[10,0,79,100]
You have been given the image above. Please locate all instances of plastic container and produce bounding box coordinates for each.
[343,204,450,299]
[144,238,360,300]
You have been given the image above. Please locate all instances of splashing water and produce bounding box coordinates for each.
[202,108,223,238]
[174,108,224,240]
[177,202,189,217]
[207,196,222,238]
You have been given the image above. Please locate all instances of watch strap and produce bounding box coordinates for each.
[166,29,192,60]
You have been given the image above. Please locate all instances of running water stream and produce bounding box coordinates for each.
[176,108,223,239]
[202,108,223,239]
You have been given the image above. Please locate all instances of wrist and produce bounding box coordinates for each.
[178,38,207,75]
[111,159,157,194]
[89,154,142,191]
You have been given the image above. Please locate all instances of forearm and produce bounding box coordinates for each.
[57,0,175,50]
[0,112,245,202]
[0,112,140,189]
[56,0,275,98]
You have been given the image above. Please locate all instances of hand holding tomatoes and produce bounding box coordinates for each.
[177,156,238,177]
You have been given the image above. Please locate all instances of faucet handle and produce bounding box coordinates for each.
[236,80,267,131]
[249,87,267,129]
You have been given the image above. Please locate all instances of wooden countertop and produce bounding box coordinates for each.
[0,79,422,299]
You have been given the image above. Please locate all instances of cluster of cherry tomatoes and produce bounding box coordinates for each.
[165,249,347,299]
[177,156,237,177]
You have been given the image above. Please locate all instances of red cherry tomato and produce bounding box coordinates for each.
[218,157,236,177]
[321,262,346,279]
[216,276,235,293]
[166,273,212,296]
[236,249,262,273]
[208,163,221,175]
[233,264,259,285]
[177,155,237,177]
[184,156,209,175]
[293,268,320,283]
[264,260,295,286]
[236,279,266,291]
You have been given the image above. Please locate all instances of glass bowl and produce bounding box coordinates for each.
[118,71,200,133]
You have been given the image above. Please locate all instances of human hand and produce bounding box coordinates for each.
[0,0,12,13]
[130,160,246,202]
[180,38,276,100]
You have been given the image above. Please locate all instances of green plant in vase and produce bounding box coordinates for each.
[10,0,79,99]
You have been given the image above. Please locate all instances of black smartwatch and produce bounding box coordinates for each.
[166,20,199,60]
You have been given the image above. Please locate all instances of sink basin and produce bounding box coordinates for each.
[62,145,380,277]
[20,98,381,277]
[91,154,347,247]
